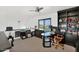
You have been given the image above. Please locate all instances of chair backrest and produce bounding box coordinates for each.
[54,34,64,43]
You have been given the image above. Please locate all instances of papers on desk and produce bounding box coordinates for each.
[41,32,51,36]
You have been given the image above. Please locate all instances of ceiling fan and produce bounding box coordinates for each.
[29,6,44,12]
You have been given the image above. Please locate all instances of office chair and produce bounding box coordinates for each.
[51,33,64,49]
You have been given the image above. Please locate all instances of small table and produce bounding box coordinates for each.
[41,32,55,47]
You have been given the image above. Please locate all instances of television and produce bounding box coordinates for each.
[6,27,13,31]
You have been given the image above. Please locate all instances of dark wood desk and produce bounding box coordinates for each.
[35,29,44,38]
[15,29,31,39]
[41,32,53,48]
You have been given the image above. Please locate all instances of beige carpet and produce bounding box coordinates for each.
[10,37,75,52]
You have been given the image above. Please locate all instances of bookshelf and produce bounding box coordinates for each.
[58,7,79,36]
[58,7,79,47]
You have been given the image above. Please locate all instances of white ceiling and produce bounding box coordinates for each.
[0,6,75,16]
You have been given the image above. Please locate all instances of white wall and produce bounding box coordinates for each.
[28,12,58,29]
[0,10,33,31]
[0,12,58,31]
[0,7,58,31]
[0,6,74,31]
[36,13,58,27]
[0,7,35,31]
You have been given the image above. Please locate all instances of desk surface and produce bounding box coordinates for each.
[41,32,55,36]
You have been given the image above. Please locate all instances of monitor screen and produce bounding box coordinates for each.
[6,27,13,31]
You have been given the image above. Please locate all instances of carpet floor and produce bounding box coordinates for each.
[10,37,75,52]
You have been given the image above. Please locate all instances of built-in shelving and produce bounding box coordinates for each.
[58,7,79,36]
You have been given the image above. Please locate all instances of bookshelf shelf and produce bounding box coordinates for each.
[58,7,79,34]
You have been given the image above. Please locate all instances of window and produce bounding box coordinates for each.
[38,18,51,32]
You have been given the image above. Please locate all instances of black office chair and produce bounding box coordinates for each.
[20,31,27,39]
[8,34,14,47]
[6,27,14,47]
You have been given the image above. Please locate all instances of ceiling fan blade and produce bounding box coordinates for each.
[29,10,35,11]
[29,6,43,12]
